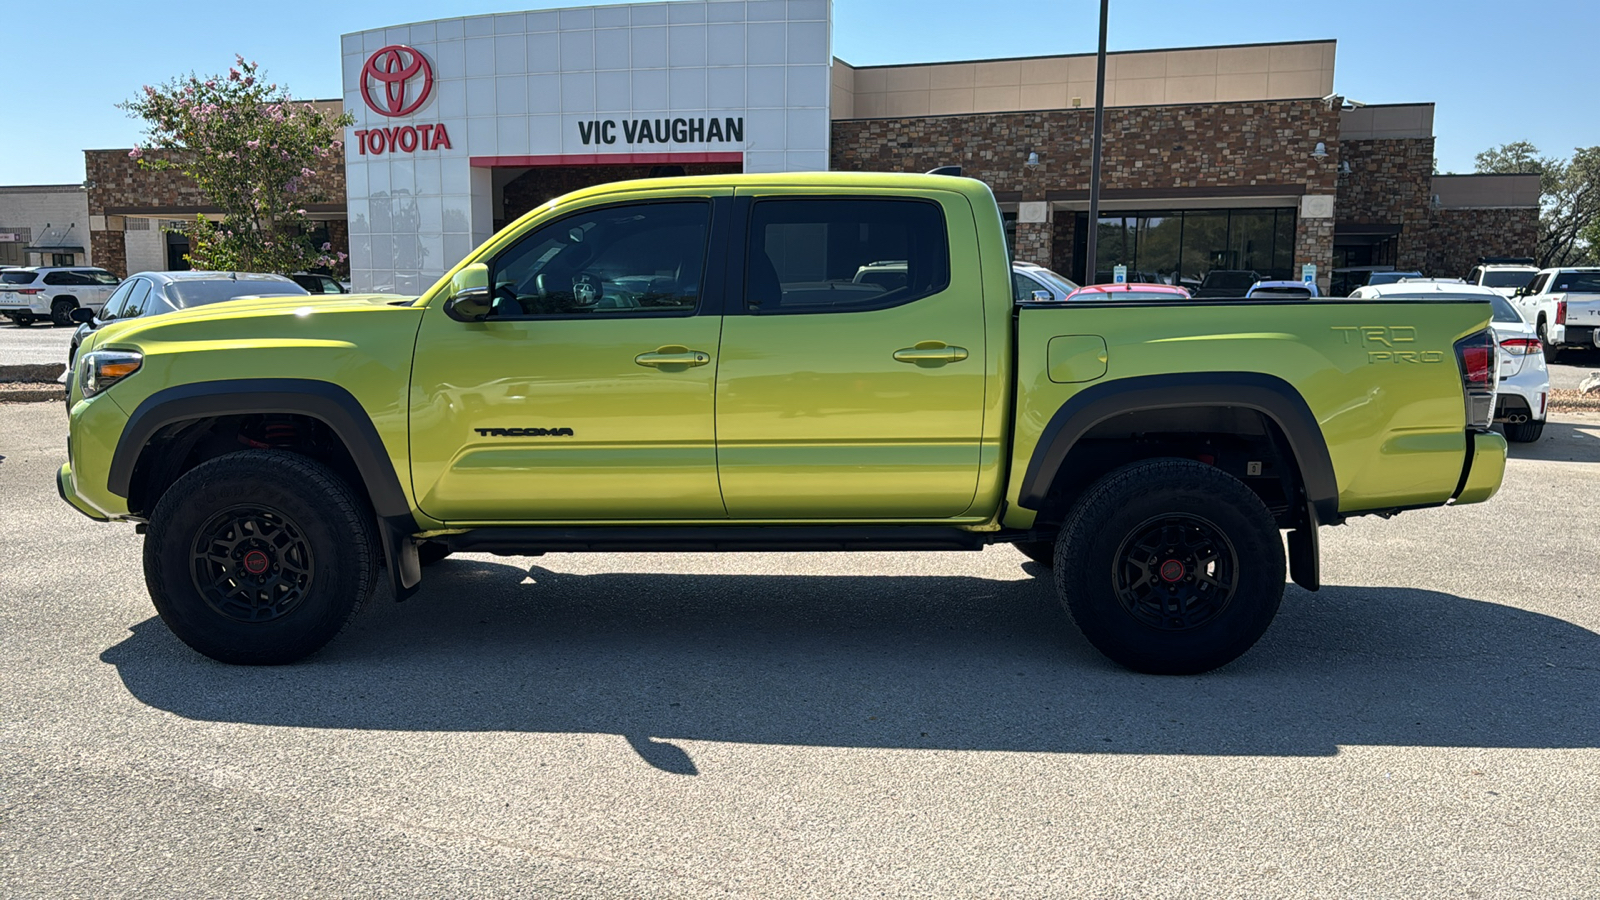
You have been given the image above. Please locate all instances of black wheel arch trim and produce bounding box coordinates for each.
[1017,372,1340,525]
[109,378,413,520]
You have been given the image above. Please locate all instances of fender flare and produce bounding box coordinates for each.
[109,378,411,520]
[1017,372,1340,525]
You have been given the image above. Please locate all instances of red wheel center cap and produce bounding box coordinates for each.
[1159,559,1185,582]
[243,550,271,575]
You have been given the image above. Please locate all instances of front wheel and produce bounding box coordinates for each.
[1054,458,1286,675]
[143,450,378,665]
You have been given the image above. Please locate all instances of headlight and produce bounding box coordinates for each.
[78,350,142,398]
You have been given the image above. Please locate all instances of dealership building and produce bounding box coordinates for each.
[61,0,1536,294]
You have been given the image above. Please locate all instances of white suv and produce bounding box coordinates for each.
[0,267,122,327]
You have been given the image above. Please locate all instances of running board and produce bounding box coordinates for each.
[444,526,997,555]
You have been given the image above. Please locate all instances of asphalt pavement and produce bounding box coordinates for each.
[2,402,1597,897]
[0,322,73,368]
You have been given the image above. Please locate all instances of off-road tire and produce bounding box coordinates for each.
[1011,540,1056,567]
[1504,418,1545,443]
[1054,458,1285,675]
[50,298,77,327]
[144,450,378,665]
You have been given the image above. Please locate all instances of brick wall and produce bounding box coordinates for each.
[831,99,1340,280]
[1335,137,1435,271]
[1427,207,1539,279]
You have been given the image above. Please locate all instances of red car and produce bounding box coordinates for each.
[1065,283,1193,302]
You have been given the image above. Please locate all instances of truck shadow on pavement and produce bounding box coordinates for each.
[1503,418,1600,464]
[102,560,1600,773]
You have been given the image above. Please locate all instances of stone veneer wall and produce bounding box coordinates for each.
[1427,207,1539,279]
[85,147,346,278]
[831,99,1340,281]
[1335,137,1435,271]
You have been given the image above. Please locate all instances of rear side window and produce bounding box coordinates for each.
[744,198,949,314]
[86,271,121,285]
[1552,272,1600,293]
[1490,296,1524,323]
[43,271,91,286]
[1,271,37,284]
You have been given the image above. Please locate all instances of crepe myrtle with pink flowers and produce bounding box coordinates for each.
[121,57,354,275]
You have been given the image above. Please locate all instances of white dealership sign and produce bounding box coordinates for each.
[341,0,832,293]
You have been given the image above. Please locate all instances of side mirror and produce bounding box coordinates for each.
[1031,290,1053,302]
[70,307,97,325]
[441,263,492,322]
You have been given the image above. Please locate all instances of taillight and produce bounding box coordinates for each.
[1555,300,1566,325]
[1455,329,1496,431]
[1500,337,1542,356]
[17,288,42,295]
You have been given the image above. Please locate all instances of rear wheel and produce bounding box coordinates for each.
[1538,319,1563,364]
[1504,418,1545,442]
[143,450,378,665]
[13,312,33,327]
[1054,458,1285,675]
[50,298,77,326]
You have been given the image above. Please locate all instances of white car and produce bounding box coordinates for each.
[1011,262,1079,302]
[1354,280,1548,442]
[0,266,122,327]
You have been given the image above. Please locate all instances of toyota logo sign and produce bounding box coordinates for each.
[361,45,433,117]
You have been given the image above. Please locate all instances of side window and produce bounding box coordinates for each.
[320,276,344,294]
[44,271,85,286]
[123,279,153,317]
[488,201,711,319]
[1527,274,1550,296]
[1013,273,1046,302]
[744,198,950,314]
[100,280,137,319]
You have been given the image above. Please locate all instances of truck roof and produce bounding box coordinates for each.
[545,171,999,207]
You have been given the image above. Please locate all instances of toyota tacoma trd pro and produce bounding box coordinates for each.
[58,172,1508,674]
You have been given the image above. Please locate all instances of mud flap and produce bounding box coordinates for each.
[1287,516,1320,592]
[377,515,422,601]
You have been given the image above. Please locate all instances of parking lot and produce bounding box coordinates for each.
[3,390,1598,895]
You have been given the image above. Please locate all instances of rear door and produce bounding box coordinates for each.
[713,189,988,518]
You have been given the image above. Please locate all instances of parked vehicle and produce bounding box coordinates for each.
[67,271,308,364]
[1465,260,1539,298]
[0,267,121,326]
[1246,280,1319,299]
[1363,271,1423,288]
[1191,269,1262,298]
[290,272,349,294]
[59,172,1506,675]
[1356,280,1548,442]
[1011,262,1078,302]
[1509,267,1600,362]
[1064,282,1193,302]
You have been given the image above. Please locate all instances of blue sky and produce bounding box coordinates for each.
[3,0,1594,185]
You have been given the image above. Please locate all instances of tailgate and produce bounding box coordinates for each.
[1565,296,1600,326]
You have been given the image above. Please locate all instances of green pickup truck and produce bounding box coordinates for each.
[59,172,1507,674]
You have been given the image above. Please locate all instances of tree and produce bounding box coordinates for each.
[1474,141,1599,267]
[122,57,353,274]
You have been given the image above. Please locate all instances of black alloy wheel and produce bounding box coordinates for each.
[1054,458,1285,675]
[189,505,316,623]
[1110,514,1238,631]
[51,298,77,326]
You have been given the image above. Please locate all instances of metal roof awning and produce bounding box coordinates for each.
[26,223,84,252]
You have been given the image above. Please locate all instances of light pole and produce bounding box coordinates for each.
[1083,0,1109,284]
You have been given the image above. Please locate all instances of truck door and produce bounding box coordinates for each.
[409,192,730,522]
[713,190,988,518]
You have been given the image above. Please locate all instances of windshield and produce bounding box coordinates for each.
[166,279,308,307]
[1552,272,1600,293]
[1250,287,1313,299]
[1490,296,1524,323]
[1366,271,1423,286]
[1,271,37,284]
[1482,270,1535,289]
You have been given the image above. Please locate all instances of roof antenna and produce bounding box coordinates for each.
[926,165,962,177]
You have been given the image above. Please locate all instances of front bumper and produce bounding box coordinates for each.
[57,462,110,521]
[1454,431,1508,506]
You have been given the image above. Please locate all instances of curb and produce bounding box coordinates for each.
[0,363,67,383]
[0,384,65,403]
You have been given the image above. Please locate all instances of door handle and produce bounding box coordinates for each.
[893,341,969,364]
[635,345,711,368]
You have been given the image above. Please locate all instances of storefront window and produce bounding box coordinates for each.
[1076,207,1297,286]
